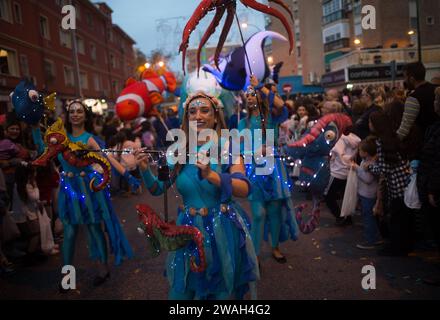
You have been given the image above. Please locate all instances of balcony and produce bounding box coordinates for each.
[322,10,348,26]
[324,38,350,53]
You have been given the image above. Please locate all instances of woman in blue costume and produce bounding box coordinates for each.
[238,75,298,265]
[135,92,259,300]
[32,101,136,289]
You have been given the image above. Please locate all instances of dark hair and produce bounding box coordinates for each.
[359,136,377,157]
[113,130,127,146]
[65,101,95,134]
[296,98,319,118]
[403,62,426,81]
[15,164,35,203]
[351,88,363,98]
[383,100,404,132]
[369,111,401,163]
[121,128,135,142]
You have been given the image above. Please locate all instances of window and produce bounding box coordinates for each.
[80,72,88,90]
[19,54,29,77]
[40,15,50,40]
[93,74,101,91]
[410,17,418,29]
[90,43,97,61]
[43,59,56,79]
[13,2,21,24]
[76,36,85,54]
[323,0,342,16]
[297,46,301,58]
[86,12,93,28]
[0,47,19,76]
[355,23,362,36]
[63,65,74,87]
[60,29,72,48]
[0,0,12,22]
[426,16,435,25]
[110,53,116,68]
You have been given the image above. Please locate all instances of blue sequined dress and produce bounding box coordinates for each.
[32,128,133,265]
[238,104,299,245]
[141,146,259,300]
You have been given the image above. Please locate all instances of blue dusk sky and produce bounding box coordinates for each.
[103,0,268,71]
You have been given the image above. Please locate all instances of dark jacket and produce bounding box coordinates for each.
[418,121,440,205]
[354,104,381,140]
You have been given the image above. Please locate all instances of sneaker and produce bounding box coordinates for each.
[356,242,376,250]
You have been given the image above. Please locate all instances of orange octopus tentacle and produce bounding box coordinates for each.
[179,0,215,74]
[214,2,236,71]
[268,0,293,21]
[196,5,226,75]
[240,0,294,53]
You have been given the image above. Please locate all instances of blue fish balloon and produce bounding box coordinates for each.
[202,31,288,91]
[10,80,45,125]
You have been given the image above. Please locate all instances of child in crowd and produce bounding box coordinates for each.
[12,164,59,264]
[352,136,383,249]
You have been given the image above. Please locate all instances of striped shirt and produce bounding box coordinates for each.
[397,96,420,139]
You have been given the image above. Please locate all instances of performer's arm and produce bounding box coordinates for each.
[87,136,126,175]
[31,124,45,155]
[135,151,169,196]
[196,156,250,199]
[250,75,284,111]
[88,136,141,191]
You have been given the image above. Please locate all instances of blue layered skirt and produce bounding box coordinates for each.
[166,203,259,299]
[58,170,133,265]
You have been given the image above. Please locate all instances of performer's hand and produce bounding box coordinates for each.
[195,152,212,179]
[134,150,149,171]
[250,74,259,88]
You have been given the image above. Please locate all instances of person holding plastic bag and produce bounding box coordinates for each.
[340,165,358,219]
[351,137,383,250]
[404,160,422,210]
[12,164,59,267]
[324,127,361,226]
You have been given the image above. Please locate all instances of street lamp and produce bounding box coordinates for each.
[158,61,165,68]
[267,56,274,65]
[354,38,361,45]
[144,62,151,69]
[408,30,415,36]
